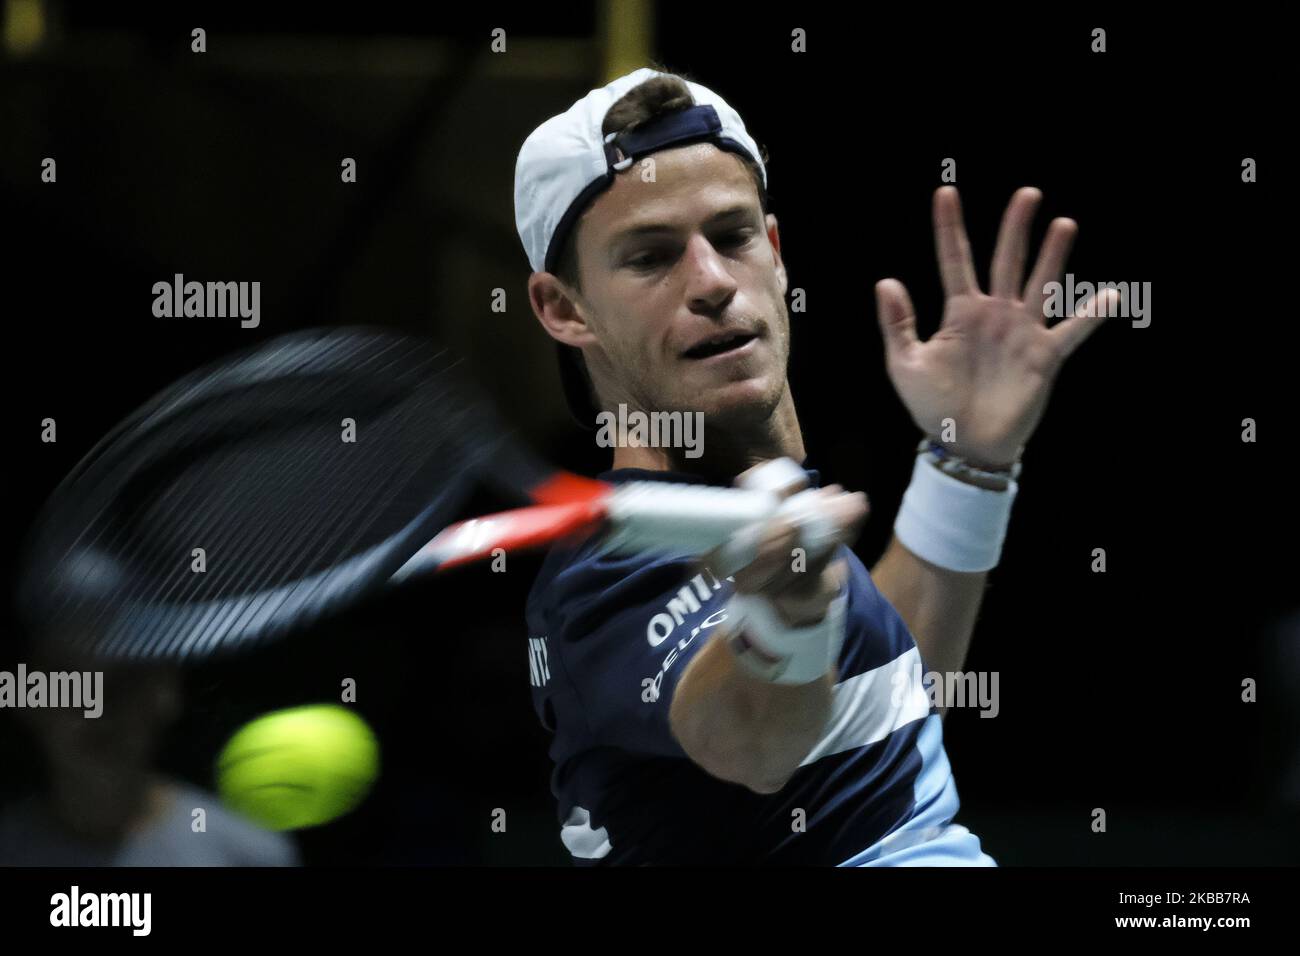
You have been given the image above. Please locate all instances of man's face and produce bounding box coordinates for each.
[568,143,790,424]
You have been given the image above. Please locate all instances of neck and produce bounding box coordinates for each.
[609,383,805,481]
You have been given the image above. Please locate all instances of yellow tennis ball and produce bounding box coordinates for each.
[216,704,379,831]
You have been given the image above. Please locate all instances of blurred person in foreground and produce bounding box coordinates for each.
[0,640,298,866]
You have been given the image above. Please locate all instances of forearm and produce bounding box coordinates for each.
[872,533,987,679]
[669,631,834,793]
[868,444,1019,691]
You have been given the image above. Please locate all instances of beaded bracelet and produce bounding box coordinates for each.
[917,437,1024,485]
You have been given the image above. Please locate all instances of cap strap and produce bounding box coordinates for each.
[602,104,723,171]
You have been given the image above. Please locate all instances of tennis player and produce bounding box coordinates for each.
[514,67,1110,865]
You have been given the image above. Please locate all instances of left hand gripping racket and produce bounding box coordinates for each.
[19,327,817,662]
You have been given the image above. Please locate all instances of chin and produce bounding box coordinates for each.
[694,375,784,427]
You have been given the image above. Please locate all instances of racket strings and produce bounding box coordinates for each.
[121,347,465,656]
[71,354,411,641]
[27,329,488,659]
[148,385,463,658]
[188,369,486,657]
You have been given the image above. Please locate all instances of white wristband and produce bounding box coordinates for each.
[893,454,1017,572]
[726,589,847,685]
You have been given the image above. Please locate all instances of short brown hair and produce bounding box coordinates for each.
[553,67,770,292]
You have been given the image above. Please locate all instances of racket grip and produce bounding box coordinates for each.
[604,482,837,576]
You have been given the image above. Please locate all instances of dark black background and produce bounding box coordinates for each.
[1,4,1294,866]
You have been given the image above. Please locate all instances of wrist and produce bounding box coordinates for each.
[934,459,1012,492]
[918,436,1023,489]
[894,448,1019,572]
[725,589,848,685]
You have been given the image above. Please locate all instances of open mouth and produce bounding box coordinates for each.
[683,332,758,360]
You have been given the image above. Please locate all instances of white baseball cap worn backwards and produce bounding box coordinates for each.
[513,67,769,425]
[514,66,768,276]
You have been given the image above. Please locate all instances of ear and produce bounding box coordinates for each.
[765,213,788,299]
[528,272,599,350]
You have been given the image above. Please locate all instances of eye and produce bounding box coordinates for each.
[626,250,670,270]
[717,228,754,249]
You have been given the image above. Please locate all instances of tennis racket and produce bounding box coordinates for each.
[19,327,833,662]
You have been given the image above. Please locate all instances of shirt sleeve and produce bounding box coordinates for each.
[530,543,734,759]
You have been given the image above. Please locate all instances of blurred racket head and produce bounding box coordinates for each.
[18,326,540,663]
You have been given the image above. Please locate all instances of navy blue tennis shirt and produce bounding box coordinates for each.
[525,466,995,865]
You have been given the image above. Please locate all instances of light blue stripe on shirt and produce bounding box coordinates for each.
[838,713,996,867]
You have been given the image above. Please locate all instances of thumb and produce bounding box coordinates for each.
[875,278,919,361]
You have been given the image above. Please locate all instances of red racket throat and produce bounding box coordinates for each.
[392,477,613,578]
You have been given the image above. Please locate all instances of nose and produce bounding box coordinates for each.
[683,234,738,316]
